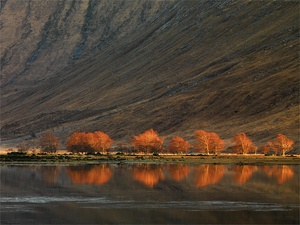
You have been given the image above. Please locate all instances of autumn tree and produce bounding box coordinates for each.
[92,131,113,153]
[67,132,91,153]
[194,130,224,154]
[272,134,294,156]
[132,129,165,154]
[40,132,58,153]
[67,131,113,153]
[260,142,273,155]
[209,132,225,154]
[168,136,191,154]
[232,133,256,154]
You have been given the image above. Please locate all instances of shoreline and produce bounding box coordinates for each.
[1,153,299,166]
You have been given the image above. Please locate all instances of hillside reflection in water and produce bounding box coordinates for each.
[1,164,299,224]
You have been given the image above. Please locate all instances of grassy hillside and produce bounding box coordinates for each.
[0,0,299,149]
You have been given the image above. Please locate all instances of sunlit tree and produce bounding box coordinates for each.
[67,131,113,153]
[272,134,294,156]
[168,136,190,154]
[67,132,91,153]
[260,142,273,155]
[194,130,224,154]
[92,131,113,153]
[194,130,210,154]
[209,132,225,154]
[132,129,165,154]
[40,132,58,153]
[232,133,256,154]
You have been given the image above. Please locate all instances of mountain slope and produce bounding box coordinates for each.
[0,0,299,149]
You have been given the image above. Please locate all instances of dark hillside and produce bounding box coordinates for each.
[0,0,299,149]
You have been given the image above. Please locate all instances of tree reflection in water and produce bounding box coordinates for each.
[39,166,59,184]
[262,165,294,184]
[66,164,112,185]
[132,164,164,187]
[168,164,191,182]
[194,165,225,187]
[233,166,258,184]
[62,164,295,187]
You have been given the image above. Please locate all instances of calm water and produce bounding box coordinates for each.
[1,163,299,224]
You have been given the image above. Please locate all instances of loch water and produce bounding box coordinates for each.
[1,164,299,224]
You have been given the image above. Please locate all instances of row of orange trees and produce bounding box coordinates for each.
[65,129,294,155]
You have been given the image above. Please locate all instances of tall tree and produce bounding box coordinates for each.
[67,131,113,153]
[168,136,190,154]
[40,132,58,153]
[194,130,224,154]
[260,142,273,155]
[272,134,294,156]
[209,132,225,154]
[194,130,211,154]
[67,132,91,153]
[93,131,113,153]
[132,129,164,154]
[232,133,256,154]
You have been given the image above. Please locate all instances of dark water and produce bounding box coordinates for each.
[1,164,299,224]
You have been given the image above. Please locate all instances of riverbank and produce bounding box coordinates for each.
[1,152,299,165]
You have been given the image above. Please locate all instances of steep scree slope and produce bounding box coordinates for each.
[0,0,299,148]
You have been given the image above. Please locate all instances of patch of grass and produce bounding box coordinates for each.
[0,153,299,165]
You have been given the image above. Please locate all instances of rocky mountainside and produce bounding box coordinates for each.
[0,0,299,149]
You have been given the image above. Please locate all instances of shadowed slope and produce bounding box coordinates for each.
[0,1,299,149]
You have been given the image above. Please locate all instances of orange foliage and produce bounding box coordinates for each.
[232,133,256,154]
[132,129,165,153]
[67,165,112,185]
[272,134,294,155]
[168,136,190,154]
[233,166,258,184]
[67,132,89,153]
[92,131,114,152]
[262,166,294,184]
[67,131,113,153]
[168,164,191,182]
[194,165,225,187]
[194,130,224,154]
[210,132,225,154]
[132,164,164,187]
[260,142,273,154]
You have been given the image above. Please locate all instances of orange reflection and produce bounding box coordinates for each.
[132,164,164,187]
[262,166,294,184]
[233,166,258,184]
[168,164,191,182]
[67,165,112,185]
[194,165,225,187]
[39,166,59,184]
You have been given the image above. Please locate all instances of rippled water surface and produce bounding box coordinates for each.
[1,164,299,224]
